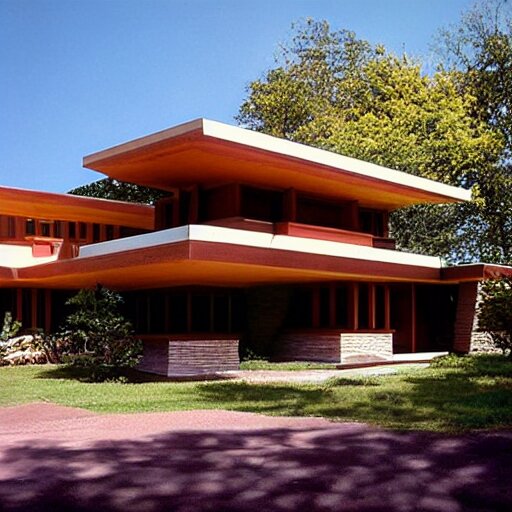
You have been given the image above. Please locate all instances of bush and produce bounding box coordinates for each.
[478,278,512,356]
[59,286,142,378]
[0,312,22,365]
[430,353,472,369]
[1,312,21,342]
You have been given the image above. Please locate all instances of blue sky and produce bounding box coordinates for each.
[0,0,477,193]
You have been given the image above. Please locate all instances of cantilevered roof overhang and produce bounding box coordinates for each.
[2,226,511,290]
[84,118,472,210]
[0,186,155,230]
[0,225,443,290]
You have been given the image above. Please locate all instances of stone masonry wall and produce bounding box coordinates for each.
[339,333,393,364]
[137,340,169,376]
[139,338,240,377]
[167,339,240,376]
[453,282,500,354]
[275,332,393,363]
[470,283,501,354]
[275,333,341,362]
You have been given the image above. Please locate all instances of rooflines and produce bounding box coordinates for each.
[0,185,155,230]
[200,120,471,203]
[84,118,472,207]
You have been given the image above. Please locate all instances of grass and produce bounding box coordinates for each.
[239,360,338,370]
[1,354,512,432]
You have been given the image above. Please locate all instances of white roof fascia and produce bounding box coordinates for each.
[78,224,442,269]
[84,118,471,204]
[83,119,204,166]
[202,119,472,203]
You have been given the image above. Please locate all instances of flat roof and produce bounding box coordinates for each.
[2,225,510,289]
[84,118,472,210]
[0,185,154,230]
[6,225,443,289]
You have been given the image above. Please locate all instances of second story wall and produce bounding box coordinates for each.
[154,183,395,249]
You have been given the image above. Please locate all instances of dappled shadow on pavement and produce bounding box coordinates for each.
[0,424,511,512]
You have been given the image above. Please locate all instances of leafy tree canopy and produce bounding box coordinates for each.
[69,178,166,205]
[238,14,511,264]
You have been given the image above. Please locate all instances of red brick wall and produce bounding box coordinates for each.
[453,282,479,353]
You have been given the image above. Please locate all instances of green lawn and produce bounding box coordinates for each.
[240,360,338,370]
[1,354,512,432]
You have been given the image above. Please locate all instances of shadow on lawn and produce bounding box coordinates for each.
[34,355,512,430]
[0,423,511,512]
[197,356,512,430]
[36,365,236,383]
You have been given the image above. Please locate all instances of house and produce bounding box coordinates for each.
[1,119,511,376]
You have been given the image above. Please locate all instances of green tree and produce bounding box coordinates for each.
[61,286,142,377]
[437,0,512,264]
[69,178,166,205]
[238,19,503,263]
[237,20,377,140]
[478,278,512,355]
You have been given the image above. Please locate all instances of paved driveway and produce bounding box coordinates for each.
[0,403,511,512]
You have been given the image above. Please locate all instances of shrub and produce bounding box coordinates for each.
[430,353,472,369]
[1,312,21,342]
[0,312,22,365]
[478,278,512,356]
[60,285,142,377]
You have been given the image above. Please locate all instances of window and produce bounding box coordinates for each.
[68,222,76,240]
[358,284,369,329]
[240,186,284,222]
[319,287,330,327]
[296,195,342,229]
[191,293,211,332]
[335,286,349,328]
[54,221,62,238]
[92,224,101,243]
[106,225,114,240]
[40,222,51,237]
[375,285,386,329]
[25,219,35,236]
[286,288,313,328]
[79,222,87,240]
[168,292,188,333]
[359,209,385,237]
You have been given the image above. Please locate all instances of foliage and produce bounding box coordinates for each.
[2,354,512,431]
[478,278,512,355]
[0,312,21,342]
[60,286,142,379]
[30,332,65,364]
[436,0,512,264]
[69,178,167,205]
[430,353,473,369]
[240,360,338,370]
[237,16,510,264]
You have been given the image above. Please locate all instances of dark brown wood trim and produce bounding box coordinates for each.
[384,285,391,330]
